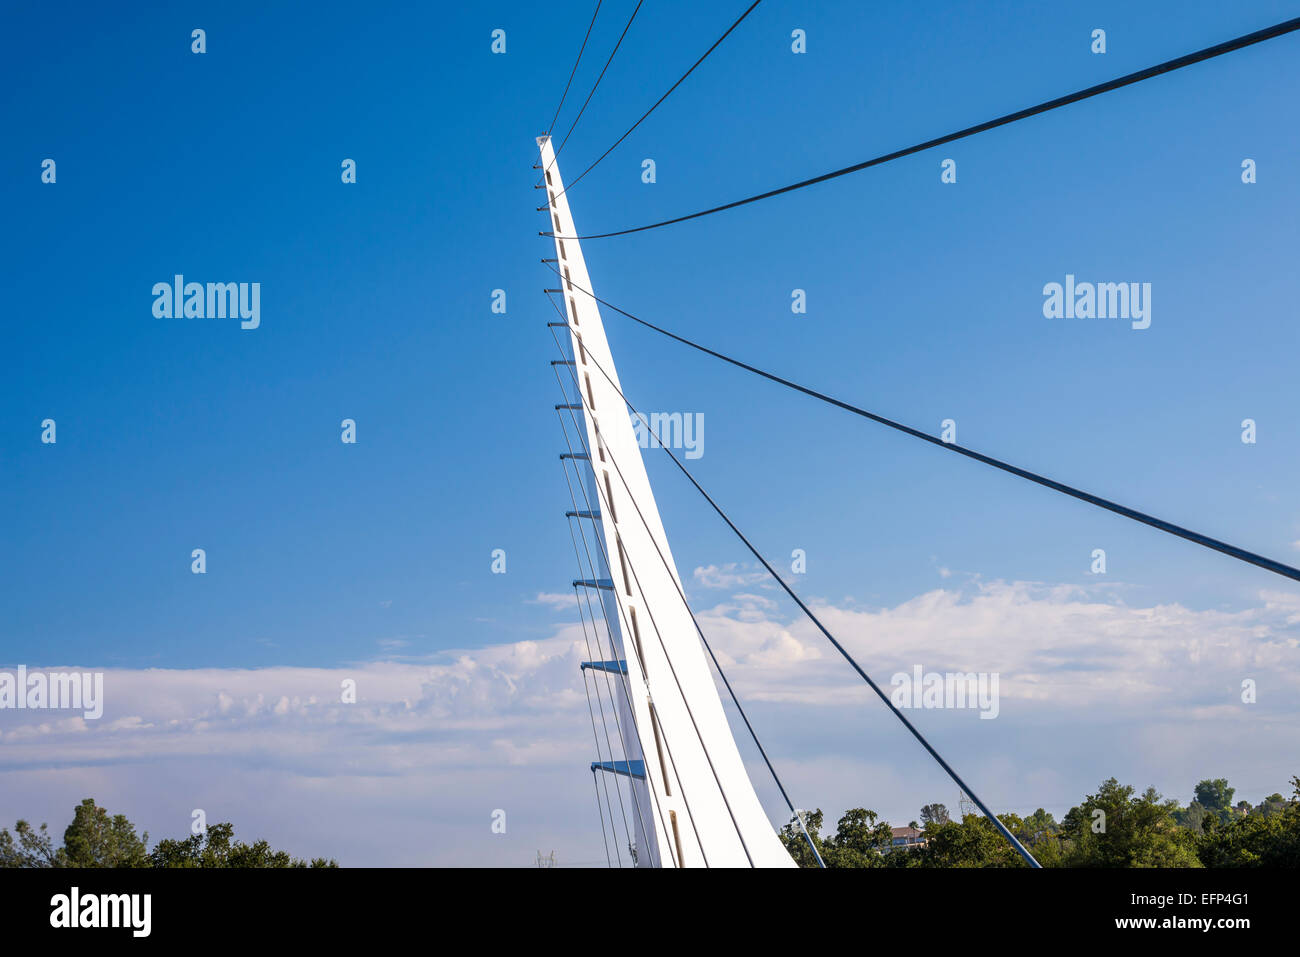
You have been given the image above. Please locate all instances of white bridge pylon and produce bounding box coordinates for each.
[539,135,795,868]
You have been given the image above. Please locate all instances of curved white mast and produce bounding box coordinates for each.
[540,136,795,867]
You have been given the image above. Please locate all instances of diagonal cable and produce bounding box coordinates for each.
[552,359,699,865]
[541,0,646,178]
[548,294,825,867]
[543,16,1300,239]
[554,407,675,865]
[552,0,764,200]
[552,337,736,864]
[545,0,604,136]
[572,317,1043,867]
[543,264,1300,585]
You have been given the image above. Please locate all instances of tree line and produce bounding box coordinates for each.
[9,777,1295,868]
[0,798,336,868]
[779,775,1300,867]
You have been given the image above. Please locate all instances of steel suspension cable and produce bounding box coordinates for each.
[543,16,1300,239]
[553,403,678,866]
[548,293,825,868]
[553,387,663,860]
[551,0,763,200]
[554,409,696,867]
[561,474,672,867]
[553,408,722,863]
[572,576,630,865]
[573,331,1042,867]
[566,518,636,862]
[591,766,614,867]
[543,264,1300,585]
[552,353,708,865]
[545,0,604,136]
[551,338,736,865]
[542,0,646,178]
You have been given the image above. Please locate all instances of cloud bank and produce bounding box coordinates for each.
[2,580,1297,865]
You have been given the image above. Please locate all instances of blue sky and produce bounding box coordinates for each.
[2,1,1298,864]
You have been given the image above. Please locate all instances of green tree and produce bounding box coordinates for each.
[0,798,336,868]
[1018,808,1059,845]
[1197,776,1300,867]
[822,807,894,867]
[1014,808,1064,866]
[1254,793,1288,819]
[779,807,898,867]
[774,775,1300,869]
[1060,779,1199,867]
[917,813,1031,868]
[778,809,826,868]
[1194,778,1236,822]
[0,820,59,868]
[920,803,950,827]
[150,822,336,868]
[61,799,149,868]
[1173,801,1210,834]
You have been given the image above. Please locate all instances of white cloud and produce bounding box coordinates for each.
[1,581,1296,864]
[0,635,599,866]
[692,563,767,589]
[702,579,1300,712]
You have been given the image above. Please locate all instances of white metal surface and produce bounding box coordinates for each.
[540,136,795,868]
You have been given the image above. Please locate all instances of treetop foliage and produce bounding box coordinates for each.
[0,798,337,868]
[779,775,1300,868]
